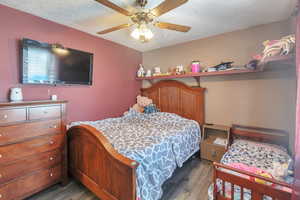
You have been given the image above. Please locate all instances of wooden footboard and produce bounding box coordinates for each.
[67,125,139,200]
[213,163,292,200]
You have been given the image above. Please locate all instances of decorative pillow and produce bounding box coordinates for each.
[144,104,160,114]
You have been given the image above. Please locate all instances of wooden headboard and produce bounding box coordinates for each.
[141,80,205,125]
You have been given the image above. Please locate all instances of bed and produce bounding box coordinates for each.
[209,125,293,200]
[67,80,205,200]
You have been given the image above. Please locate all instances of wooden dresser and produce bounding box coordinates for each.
[0,100,68,200]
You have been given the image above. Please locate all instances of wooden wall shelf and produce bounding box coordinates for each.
[136,68,261,81]
[136,55,294,86]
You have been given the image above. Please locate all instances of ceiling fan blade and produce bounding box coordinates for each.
[155,22,191,32]
[150,0,188,17]
[94,0,131,16]
[97,24,132,34]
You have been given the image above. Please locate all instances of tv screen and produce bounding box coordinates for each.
[21,38,93,85]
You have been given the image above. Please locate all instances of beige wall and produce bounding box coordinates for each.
[142,19,297,151]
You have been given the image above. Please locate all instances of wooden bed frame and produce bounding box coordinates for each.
[213,125,293,200]
[67,80,205,200]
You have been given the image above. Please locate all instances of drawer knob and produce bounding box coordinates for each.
[50,157,54,161]
[0,154,2,158]
[49,141,54,145]
[3,115,7,119]
[0,133,2,137]
[50,173,53,177]
[0,194,2,198]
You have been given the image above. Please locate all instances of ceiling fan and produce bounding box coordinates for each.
[95,0,191,42]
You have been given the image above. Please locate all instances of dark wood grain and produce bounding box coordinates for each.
[29,106,61,120]
[0,119,61,145]
[0,101,68,200]
[213,162,292,200]
[0,100,67,107]
[28,159,213,200]
[0,108,27,125]
[141,80,205,125]
[0,165,62,200]
[0,149,61,184]
[68,125,138,200]
[230,124,289,149]
[0,133,63,164]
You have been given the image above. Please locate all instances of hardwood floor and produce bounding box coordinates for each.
[26,158,213,200]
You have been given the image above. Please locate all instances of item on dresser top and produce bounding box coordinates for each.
[191,61,201,73]
[10,87,23,102]
[137,64,145,77]
[51,94,58,101]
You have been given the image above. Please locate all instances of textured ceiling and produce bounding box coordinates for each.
[0,0,296,52]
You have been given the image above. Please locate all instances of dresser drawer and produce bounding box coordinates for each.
[0,164,61,200]
[0,108,26,125]
[0,119,61,145]
[29,106,61,120]
[0,149,61,184]
[0,134,64,165]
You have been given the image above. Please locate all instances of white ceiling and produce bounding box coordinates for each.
[0,0,296,52]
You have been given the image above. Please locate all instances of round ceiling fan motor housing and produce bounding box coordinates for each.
[131,12,154,25]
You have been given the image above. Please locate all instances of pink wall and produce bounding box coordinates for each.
[0,5,142,122]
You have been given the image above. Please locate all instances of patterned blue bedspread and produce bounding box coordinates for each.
[69,110,201,200]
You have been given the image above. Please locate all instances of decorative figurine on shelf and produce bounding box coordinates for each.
[146,69,152,77]
[175,65,184,75]
[191,61,201,73]
[153,67,162,76]
[137,64,145,77]
[262,34,295,61]
[245,59,259,70]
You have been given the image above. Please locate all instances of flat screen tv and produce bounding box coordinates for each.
[21,38,93,85]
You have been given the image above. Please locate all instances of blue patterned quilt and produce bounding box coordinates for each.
[69,110,201,200]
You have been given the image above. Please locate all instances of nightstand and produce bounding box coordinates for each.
[200,124,231,162]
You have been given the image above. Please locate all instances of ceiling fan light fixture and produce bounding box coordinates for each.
[131,24,153,42]
[95,0,191,43]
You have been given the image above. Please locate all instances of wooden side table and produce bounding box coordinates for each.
[200,124,231,162]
